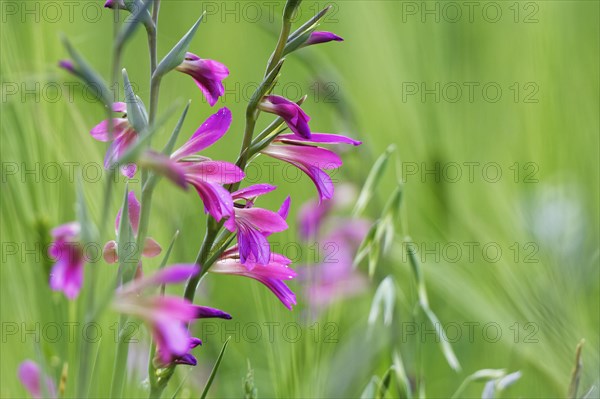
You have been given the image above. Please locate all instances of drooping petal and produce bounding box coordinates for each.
[303,31,344,47]
[175,53,229,107]
[186,176,235,222]
[277,133,361,146]
[90,118,129,142]
[236,224,271,266]
[212,257,296,309]
[152,318,191,362]
[104,128,138,176]
[171,108,232,160]
[142,237,162,258]
[261,145,341,201]
[261,144,342,169]
[259,95,311,139]
[234,207,289,234]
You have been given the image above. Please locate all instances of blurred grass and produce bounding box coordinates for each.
[1,1,599,398]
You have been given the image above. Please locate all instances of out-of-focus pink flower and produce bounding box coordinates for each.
[261,133,361,202]
[114,264,231,366]
[90,102,137,178]
[17,360,56,399]
[223,185,288,268]
[48,222,86,299]
[258,95,311,139]
[102,191,162,264]
[176,52,229,107]
[299,219,370,309]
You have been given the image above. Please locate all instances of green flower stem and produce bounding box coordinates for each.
[110,315,131,398]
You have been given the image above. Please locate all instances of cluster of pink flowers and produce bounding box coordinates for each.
[20,4,362,395]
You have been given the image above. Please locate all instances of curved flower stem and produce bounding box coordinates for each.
[110,315,131,398]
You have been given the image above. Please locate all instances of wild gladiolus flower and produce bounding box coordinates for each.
[223,185,288,267]
[261,133,361,202]
[114,264,231,366]
[48,222,86,299]
[303,31,344,47]
[90,102,137,178]
[18,360,57,399]
[102,191,162,264]
[168,107,244,221]
[212,247,297,310]
[176,52,229,107]
[258,95,311,139]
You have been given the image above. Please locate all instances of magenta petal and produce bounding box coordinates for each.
[171,108,232,160]
[237,225,271,266]
[189,337,203,348]
[262,145,342,169]
[90,118,128,142]
[260,95,311,139]
[176,54,229,107]
[183,161,244,185]
[304,31,344,46]
[278,196,291,220]
[232,184,277,200]
[58,60,75,74]
[236,208,289,234]
[277,133,361,146]
[212,258,297,309]
[146,264,200,287]
[297,200,329,240]
[187,177,234,221]
[104,128,137,173]
[153,319,191,359]
[174,354,197,366]
[194,306,232,319]
[49,244,85,299]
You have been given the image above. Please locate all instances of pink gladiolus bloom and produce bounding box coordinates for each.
[102,191,162,264]
[258,95,311,139]
[90,102,137,178]
[303,31,344,47]
[176,52,229,107]
[212,248,297,310]
[48,222,86,299]
[18,360,57,399]
[261,133,361,202]
[223,185,288,268]
[167,108,244,221]
[114,264,231,366]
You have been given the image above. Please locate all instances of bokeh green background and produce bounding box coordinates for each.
[1,1,599,397]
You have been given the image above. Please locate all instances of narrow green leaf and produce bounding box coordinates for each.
[200,336,231,399]
[376,367,393,399]
[159,231,180,269]
[61,37,112,106]
[162,101,191,155]
[117,185,136,283]
[353,145,396,216]
[75,176,96,244]
[393,352,413,399]
[423,307,461,372]
[451,369,506,399]
[288,6,331,42]
[154,13,205,80]
[360,376,380,399]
